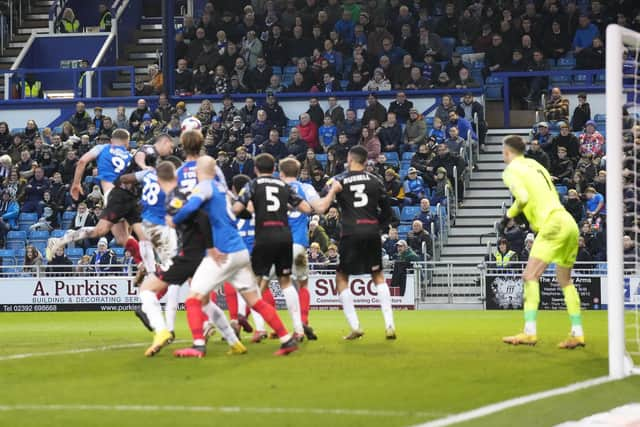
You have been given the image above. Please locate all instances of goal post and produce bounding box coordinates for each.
[606,24,639,379]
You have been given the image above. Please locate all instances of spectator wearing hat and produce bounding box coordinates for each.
[362,68,392,91]
[570,93,591,132]
[430,143,466,206]
[530,121,553,153]
[92,106,105,132]
[218,95,238,125]
[543,87,570,123]
[403,108,426,152]
[579,121,605,158]
[132,113,159,145]
[388,92,413,125]
[585,186,605,218]
[403,168,425,206]
[520,233,535,262]
[488,238,518,269]
[225,116,247,152]
[431,166,452,206]
[90,237,117,274]
[204,116,226,156]
[550,146,574,185]
[444,52,464,82]
[564,189,585,223]
[524,139,550,170]
[230,147,255,178]
[396,239,420,262]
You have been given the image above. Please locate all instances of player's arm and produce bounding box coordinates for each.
[502,167,529,219]
[134,150,153,170]
[71,145,101,200]
[120,169,147,185]
[286,184,313,214]
[232,181,253,215]
[171,181,212,225]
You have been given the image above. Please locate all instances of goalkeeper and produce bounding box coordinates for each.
[499,135,584,349]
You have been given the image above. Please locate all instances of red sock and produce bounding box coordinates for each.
[156,288,167,300]
[252,299,288,339]
[262,288,276,308]
[245,305,251,317]
[224,282,238,320]
[125,237,142,264]
[185,297,206,341]
[299,287,310,325]
[209,291,218,304]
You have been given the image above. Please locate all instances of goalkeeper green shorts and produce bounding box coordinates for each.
[529,209,579,268]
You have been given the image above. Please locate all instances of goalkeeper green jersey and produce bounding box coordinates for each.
[502,155,564,233]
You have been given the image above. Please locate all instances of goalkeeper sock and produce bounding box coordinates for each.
[523,280,540,336]
[562,284,584,337]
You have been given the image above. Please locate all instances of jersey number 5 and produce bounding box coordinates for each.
[350,184,368,208]
[265,185,280,212]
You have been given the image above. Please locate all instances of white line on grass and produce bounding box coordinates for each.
[0,404,447,419]
[0,341,189,361]
[410,376,618,427]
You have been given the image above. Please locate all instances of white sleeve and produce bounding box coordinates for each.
[190,180,213,201]
[88,144,108,157]
[301,183,320,203]
[134,170,149,183]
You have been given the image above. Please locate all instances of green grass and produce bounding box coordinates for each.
[0,310,637,427]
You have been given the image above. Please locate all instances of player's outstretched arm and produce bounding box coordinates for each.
[309,185,337,214]
[71,148,99,200]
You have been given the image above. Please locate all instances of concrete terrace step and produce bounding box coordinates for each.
[469,171,503,180]
[441,246,488,256]
[477,153,504,162]
[461,198,510,207]
[446,236,490,246]
[454,217,497,227]
[140,24,163,30]
[128,52,160,60]
[25,14,49,20]
[138,38,163,45]
[465,189,510,198]
[17,27,48,34]
[468,180,506,189]
[449,226,495,236]
[456,208,503,217]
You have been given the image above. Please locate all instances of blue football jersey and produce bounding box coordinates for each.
[176,160,198,196]
[288,180,320,247]
[236,216,255,254]
[137,170,165,225]
[93,144,132,183]
[172,179,245,254]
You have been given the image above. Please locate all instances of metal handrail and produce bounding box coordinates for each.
[48,0,68,33]
[430,221,437,261]
[453,165,459,212]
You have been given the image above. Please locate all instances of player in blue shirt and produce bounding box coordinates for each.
[46,129,147,268]
[168,156,300,358]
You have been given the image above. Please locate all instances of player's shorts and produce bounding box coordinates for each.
[100,187,141,225]
[264,243,309,281]
[529,209,579,268]
[338,234,382,275]
[157,251,201,285]
[142,221,178,271]
[252,241,293,277]
[191,249,258,295]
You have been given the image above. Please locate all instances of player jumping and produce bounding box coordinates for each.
[499,135,584,349]
[327,146,397,340]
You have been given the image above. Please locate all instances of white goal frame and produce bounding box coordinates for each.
[606,24,640,379]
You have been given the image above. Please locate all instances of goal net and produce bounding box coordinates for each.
[606,24,640,378]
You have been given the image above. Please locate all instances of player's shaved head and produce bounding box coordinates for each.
[196,155,217,178]
[279,157,300,178]
[156,161,176,182]
[181,130,204,156]
[255,153,275,174]
[503,135,526,155]
[348,145,368,165]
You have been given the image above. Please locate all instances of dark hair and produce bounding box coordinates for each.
[349,146,368,165]
[254,153,275,173]
[503,135,526,154]
[232,174,251,193]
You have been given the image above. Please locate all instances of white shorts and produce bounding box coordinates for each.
[264,243,308,281]
[191,249,258,295]
[142,221,178,271]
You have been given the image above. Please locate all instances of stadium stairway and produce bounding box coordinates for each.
[0,0,52,94]
[421,130,526,306]
[109,17,162,97]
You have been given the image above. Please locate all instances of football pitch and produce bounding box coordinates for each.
[0,310,638,427]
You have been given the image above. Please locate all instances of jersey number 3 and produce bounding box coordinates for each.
[266,185,280,212]
[350,184,368,208]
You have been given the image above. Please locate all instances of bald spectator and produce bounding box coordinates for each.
[69,102,92,133]
[544,87,570,123]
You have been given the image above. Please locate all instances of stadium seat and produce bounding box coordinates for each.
[397,224,412,237]
[287,119,300,127]
[573,73,591,85]
[485,76,503,100]
[51,229,66,238]
[595,73,605,85]
[283,66,297,74]
[545,58,556,68]
[271,66,282,75]
[440,37,456,58]
[18,213,38,231]
[401,206,421,223]
[556,185,568,197]
[112,247,125,258]
[31,242,47,259]
[315,153,328,163]
[549,75,571,86]
[400,160,411,170]
[594,114,606,122]
[66,247,84,264]
[402,152,414,161]
[11,128,25,135]
[454,46,473,55]
[86,248,96,257]
[555,57,576,69]
[28,230,50,244]
[391,206,401,220]
[61,211,76,229]
[385,152,399,163]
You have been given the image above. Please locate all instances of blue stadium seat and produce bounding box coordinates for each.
[0,249,16,260]
[112,247,125,257]
[28,230,50,243]
[485,86,502,100]
[595,73,605,85]
[6,230,26,250]
[555,57,576,69]
[549,75,571,86]
[594,114,606,122]
[283,66,297,74]
[315,153,328,163]
[391,206,401,220]
[573,73,591,85]
[397,224,412,237]
[340,80,348,90]
[545,58,556,68]
[385,152,399,163]
[66,247,84,257]
[51,229,66,238]
[61,211,76,229]
[455,46,473,55]
[271,66,282,75]
[287,119,300,127]
[471,60,484,69]
[440,37,456,58]
[556,185,568,197]
[86,248,96,257]
[11,128,25,135]
[402,152,414,161]
[18,213,38,231]
[400,160,411,170]
[400,206,421,223]
[31,242,46,260]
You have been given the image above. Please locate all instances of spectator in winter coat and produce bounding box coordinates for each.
[579,121,605,157]
[403,168,426,206]
[362,68,392,92]
[46,246,73,276]
[413,198,437,235]
[549,122,580,163]
[570,93,591,132]
[384,168,405,206]
[342,109,361,147]
[249,110,273,146]
[21,167,50,217]
[297,113,320,153]
[544,87,570,123]
[286,128,308,162]
[564,189,585,223]
[308,220,330,253]
[550,146,574,185]
[407,220,432,258]
[383,228,400,260]
[0,190,19,244]
[264,93,288,134]
[434,95,457,126]
[90,237,117,274]
[230,147,255,178]
[359,127,381,160]
[403,109,427,152]
[388,92,413,124]
[430,144,466,205]
[260,130,288,160]
[325,97,345,127]
[524,139,550,170]
[69,102,92,133]
[361,93,388,127]
[378,112,402,153]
